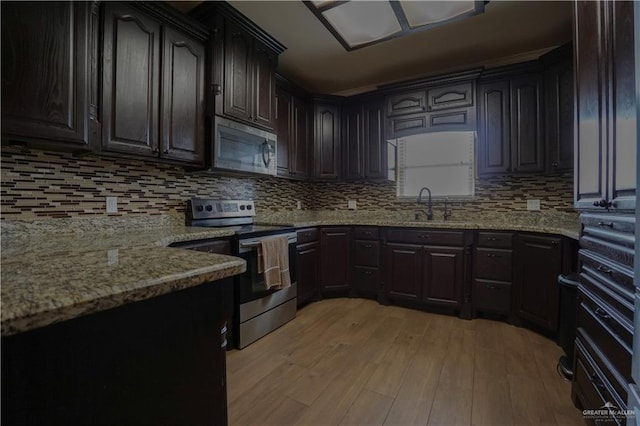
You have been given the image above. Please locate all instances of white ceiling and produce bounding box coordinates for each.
[169,1,573,95]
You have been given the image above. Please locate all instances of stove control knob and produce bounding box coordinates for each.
[205,205,213,212]
[196,205,204,212]
[240,205,246,211]
[247,205,253,211]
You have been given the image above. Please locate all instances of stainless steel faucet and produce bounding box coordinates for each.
[417,187,433,221]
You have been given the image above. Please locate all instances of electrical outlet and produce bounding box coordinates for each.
[348,200,357,210]
[527,199,541,211]
[107,249,119,266]
[106,196,118,213]
[296,200,302,210]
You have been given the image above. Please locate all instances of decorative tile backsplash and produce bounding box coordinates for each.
[1,147,574,220]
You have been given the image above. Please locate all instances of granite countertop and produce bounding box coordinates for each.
[255,211,581,240]
[1,225,244,336]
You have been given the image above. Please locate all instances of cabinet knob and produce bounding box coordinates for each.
[593,199,613,208]
[248,115,253,120]
[152,148,159,154]
[552,162,558,168]
[486,253,501,258]
[363,244,373,248]
[597,221,614,228]
[594,307,612,322]
[163,149,169,155]
[596,265,613,275]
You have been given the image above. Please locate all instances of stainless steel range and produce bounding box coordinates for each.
[186,199,297,349]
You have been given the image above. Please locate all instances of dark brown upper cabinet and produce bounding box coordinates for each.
[478,67,544,176]
[542,44,574,172]
[275,82,310,179]
[477,80,511,175]
[1,1,95,150]
[101,2,206,165]
[313,97,342,180]
[574,0,636,211]
[222,21,278,130]
[342,96,387,180]
[383,70,479,139]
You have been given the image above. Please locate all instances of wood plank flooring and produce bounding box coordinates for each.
[226,298,584,426]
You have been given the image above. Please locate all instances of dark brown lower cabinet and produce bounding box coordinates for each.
[382,229,471,315]
[1,279,232,426]
[513,234,563,332]
[423,246,464,309]
[320,227,352,296]
[383,243,422,303]
[297,241,319,306]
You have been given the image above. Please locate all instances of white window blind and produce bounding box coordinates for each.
[396,131,475,197]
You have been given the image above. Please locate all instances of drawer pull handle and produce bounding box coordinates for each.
[594,307,612,322]
[596,265,613,274]
[362,271,373,276]
[363,244,373,248]
[487,237,501,242]
[485,284,500,290]
[486,253,502,258]
[597,221,614,228]
[593,199,613,208]
[589,373,607,392]
[418,234,429,239]
[364,231,372,236]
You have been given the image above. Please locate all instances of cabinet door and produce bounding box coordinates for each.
[514,234,563,332]
[275,87,292,176]
[314,103,341,180]
[102,3,160,156]
[383,243,422,302]
[386,90,427,117]
[292,98,311,178]
[252,41,276,130]
[161,27,205,165]
[296,241,319,307]
[545,60,574,171]
[423,246,464,309]
[573,1,607,209]
[363,98,387,179]
[510,74,544,172]
[608,0,636,210]
[223,21,252,123]
[342,103,363,179]
[320,228,351,294]
[477,81,510,175]
[1,1,90,148]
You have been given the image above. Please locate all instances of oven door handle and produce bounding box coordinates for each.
[240,241,261,249]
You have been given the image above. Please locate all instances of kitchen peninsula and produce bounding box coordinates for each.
[1,219,245,425]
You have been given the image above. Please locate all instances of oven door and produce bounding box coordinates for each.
[236,233,297,304]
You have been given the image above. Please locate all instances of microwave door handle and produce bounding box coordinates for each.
[262,140,271,167]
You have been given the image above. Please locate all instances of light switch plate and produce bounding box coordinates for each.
[296,200,302,210]
[348,200,357,210]
[106,196,118,213]
[527,199,541,211]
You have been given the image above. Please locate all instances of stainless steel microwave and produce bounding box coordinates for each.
[213,116,277,176]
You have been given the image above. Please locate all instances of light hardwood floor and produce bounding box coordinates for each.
[226,298,585,426]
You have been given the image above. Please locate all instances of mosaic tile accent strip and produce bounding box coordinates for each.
[1,147,574,220]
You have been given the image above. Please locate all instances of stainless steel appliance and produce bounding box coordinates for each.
[186,199,296,349]
[213,116,277,176]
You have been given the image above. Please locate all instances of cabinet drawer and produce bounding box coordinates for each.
[573,339,624,424]
[354,240,380,267]
[297,228,319,244]
[581,214,635,269]
[385,228,466,246]
[477,231,513,248]
[352,266,379,296]
[577,288,633,392]
[580,251,634,321]
[473,279,511,314]
[474,248,512,282]
[353,227,379,240]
